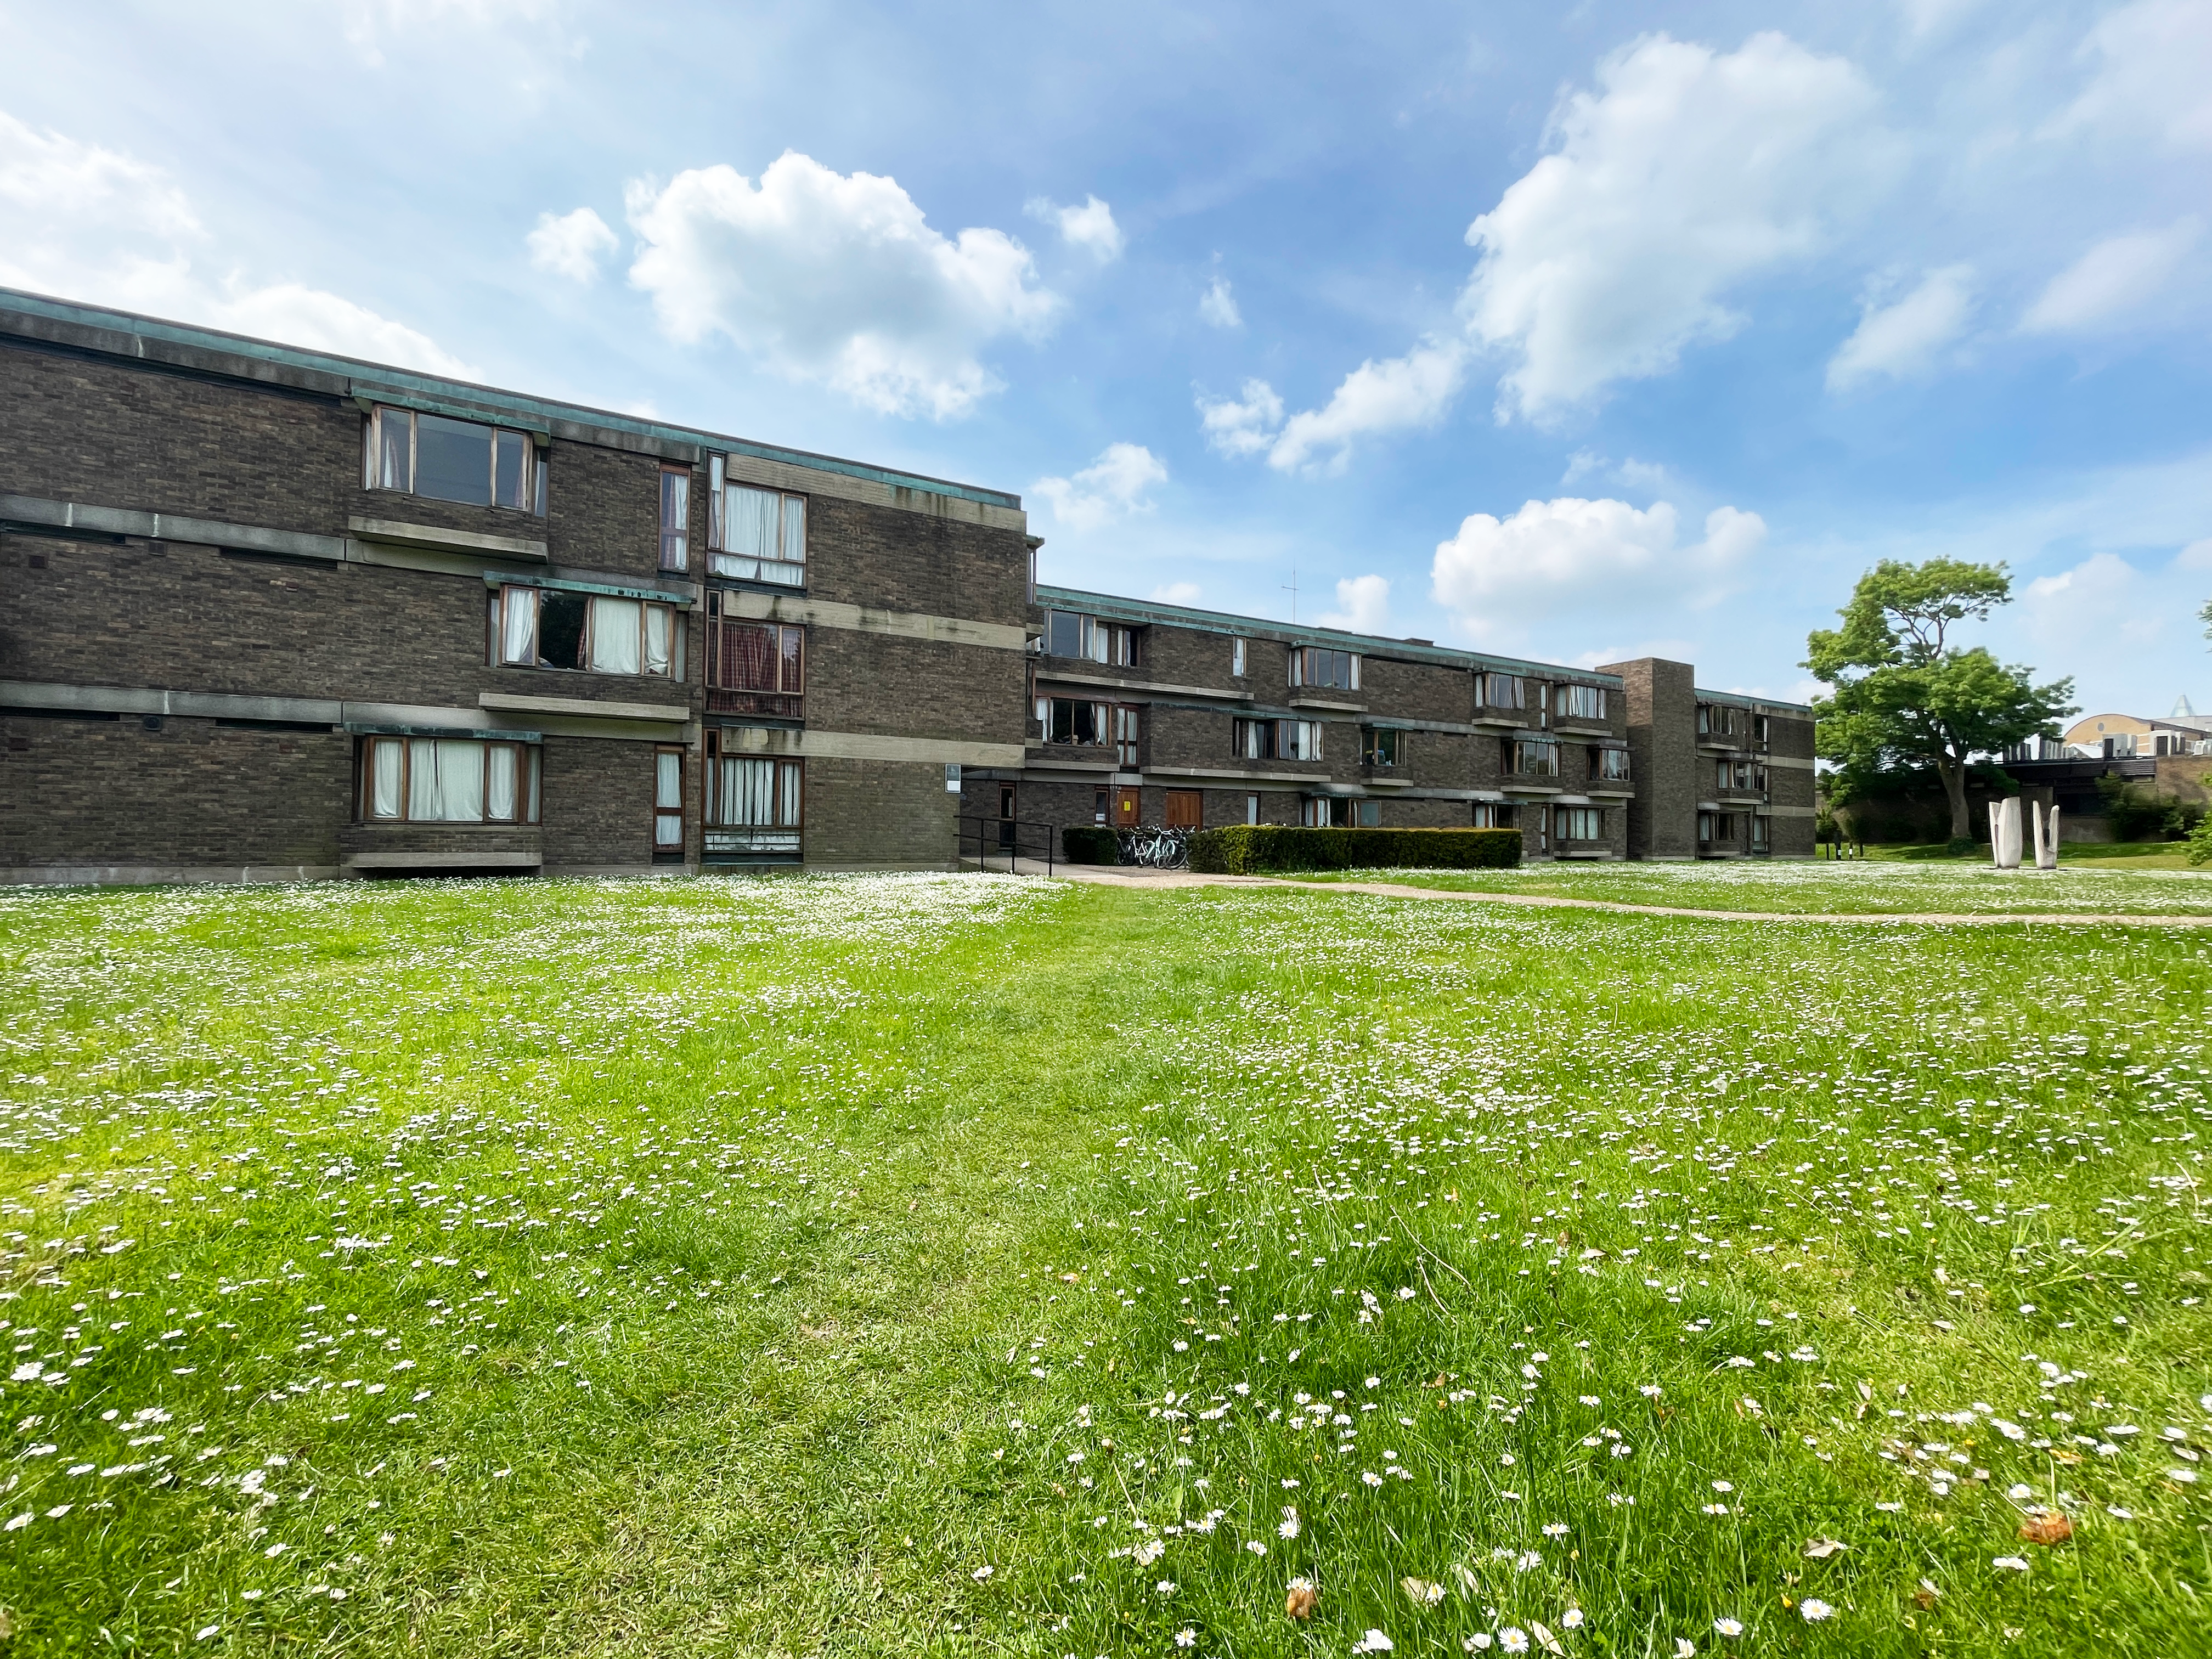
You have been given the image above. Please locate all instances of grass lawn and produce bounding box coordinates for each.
[2,873,2207,1657]
[1854,844,2202,873]
[1285,859,2212,915]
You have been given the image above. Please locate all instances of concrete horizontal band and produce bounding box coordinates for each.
[342,851,543,870]
[1144,766,1335,786]
[1036,668,1256,702]
[348,516,548,562]
[346,723,543,742]
[482,570,696,606]
[718,726,1026,767]
[1,680,662,743]
[478,691,690,723]
[721,452,1026,535]
[1767,755,1817,771]
[719,588,1026,651]
[3,493,348,561]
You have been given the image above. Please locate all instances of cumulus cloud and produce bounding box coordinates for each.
[1827,264,1975,391]
[627,151,1060,419]
[2020,220,2201,334]
[2175,537,2212,572]
[1150,581,1203,605]
[1030,442,1167,532]
[527,206,616,281]
[1026,194,1124,262]
[2057,0,2212,151]
[1195,378,1284,457]
[0,109,470,376]
[1266,339,1466,473]
[1431,495,1766,641]
[341,0,573,73]
[1317,574,1392,635]
[2022,551,2160,645]
[1462,32,1886,420]
[1198,275,1241,329]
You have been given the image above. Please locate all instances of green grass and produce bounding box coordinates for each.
[1853,842,2197,870]
[2,874,2208,1657]
[1285,858,2212,915]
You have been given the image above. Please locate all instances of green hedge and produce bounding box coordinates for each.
[1187,825,1521,874]
[1060,825,1120,865]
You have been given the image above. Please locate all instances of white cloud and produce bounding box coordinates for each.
[1560,450,1672,490]
[2057,0,2212,152]
[526,206,616,281]
[341,0,571,71]
[1431,496,1766,641]
[627,151,1060,419]
[2022,551,2160,646]
[1026,193,1124,263]
[1895,0,1987,42]
[1150,581,1203,605]
[1195,378,1284,457]
[1198,275,1241,329]
[1031,442,1167,532]
[2175,537,2212,572]
[1266,338,1467,473]
[1461,32,1886,420]
[1318,574,1392,634]
[1826,264,1976,391]
[2020,220,2201,334]
[0,109,470,376]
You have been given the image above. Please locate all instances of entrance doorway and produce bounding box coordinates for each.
[997,782,1017,850]
[1163,789,1202,829]
[1114,788,1141,827]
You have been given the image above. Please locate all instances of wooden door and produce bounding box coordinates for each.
[1163,789,1202,829]
[1114,788,1141,827]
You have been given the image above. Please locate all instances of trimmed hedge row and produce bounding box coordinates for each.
[1188,825,1522,874]
[1060,825,1120,865]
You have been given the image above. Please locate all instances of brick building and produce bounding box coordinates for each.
[1,290,1814,881]
[961,586,1816,861]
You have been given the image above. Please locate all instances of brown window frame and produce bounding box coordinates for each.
[355,735,541,825]
[659,466,691,573]
[365,406,544,515]
[704,595,804,716]
[653,745,686,855]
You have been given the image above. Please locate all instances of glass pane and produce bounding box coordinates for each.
[778,627,803,693]
[1047,612,1078,657]
[437,741,485,822]
[661,471,689,570]
[644,606,672,676]
[709,553,759,580]
[778,761,802,827]
[495,431,528,509]
[708,456,726,547]
[407,739,438,820]
[760,560,803,587]
[487,744,518,821]
[590,597,642,674]
[414,414,493,506]
[728,484,778,560]
[370,740,403,818]
[656,812,684,848]
[779,495,805,565]
[375,409,410,490]
[538,591,588,668]
[656,751,682,809]
[526,751,541,822]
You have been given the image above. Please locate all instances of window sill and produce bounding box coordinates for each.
[348,515,548,562]
[479,691,690,724]
[1553,723,1613,738]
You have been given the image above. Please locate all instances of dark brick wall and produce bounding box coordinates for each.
[808,498,1028,627]
[0,713,348,868]
[806,758,958,867]
[540,737,662,871]
[1602,657,1697,859]
[804,627,1025,744]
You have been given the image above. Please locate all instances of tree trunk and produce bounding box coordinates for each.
[1932,753,1970,841]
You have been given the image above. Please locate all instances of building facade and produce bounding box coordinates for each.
[958,586,1817,861]
[1,291,1815,882]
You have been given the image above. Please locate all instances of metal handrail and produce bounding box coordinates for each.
[957,813,1058,876]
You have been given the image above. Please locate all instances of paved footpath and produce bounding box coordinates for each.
[998,860,2212,928]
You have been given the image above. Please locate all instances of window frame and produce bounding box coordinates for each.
[1231,637,1248,678]
[653,745,686,855]
[1595,746,1632,782]
[1360,726,1403,768]
[659,466,691,573]
[705,597,804,714]
[1556,684,1606,721]
[1041,696,1113,746]
[1289,646,1359,691]
[356,735,540,825]
[702,731,804,856]
[1554,805,1603,842]
[1510,738,1561,776]
[709,475,808,586]
[1480,673,1526,711]
[496,585,680,678]
[364,406,544,515]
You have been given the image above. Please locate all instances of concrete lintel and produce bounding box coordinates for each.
[347,516,549,562]
[720,726,1025,767]
[718,589,1026,652]
[1037,669,1256,701]
[2,493,349,561]
[479,691,691,723]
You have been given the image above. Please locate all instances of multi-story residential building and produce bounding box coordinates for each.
[0,291,1814,881]
[960,587,1816,861]
[0,290,1029,882]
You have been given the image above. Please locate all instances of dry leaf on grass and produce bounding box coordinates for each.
[1402,1578,1445,1607]
[1803,1537,1849,1559]
[2018,1510,2073,1545]
[1285,1578,1318,1620]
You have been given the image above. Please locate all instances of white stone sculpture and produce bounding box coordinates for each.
[1991,797,2022,869]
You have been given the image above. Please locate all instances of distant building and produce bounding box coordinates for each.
[2059,712,2212,760]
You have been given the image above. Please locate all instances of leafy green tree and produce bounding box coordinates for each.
[1805,558,2075,844]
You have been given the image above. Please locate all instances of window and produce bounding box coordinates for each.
[706,597,803,715]
[1356,800,1381,827]
[1164,789,1203,829]
[1556,684,1606,721]
[1697,703,1736,737]
[1471,803,1515,828]
[654,747,685,853]
[1754,714,1771,744]
[498,586,679,677]
[366,407,541,513]
[1510,738,1560,776]
[1114,704,1141,768]
[1245,793,1260,825]
[1750,815,1771,853]
[1554,806,1602,842]
[1479,673,1525,710]
[1232,718,1323,760]
[1232,717,1273,760]
[1093,786,1110,826]
[1699,811,1737,845]
[357,736,539,823]
[709,472,806,586]
[1289,646,1358,691]
[1042,697,1111,746]
[1595,747,1631,782]
[659,468,690,572]
[1302,796,1355,827]
[704,732,802,858]
[1361,727,1403,768]
[1045,611,1138,665]
[1232,637,1248,678]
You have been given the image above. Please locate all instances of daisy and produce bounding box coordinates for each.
[1798,1600,1833,1622]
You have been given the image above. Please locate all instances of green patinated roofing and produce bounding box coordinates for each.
[1035,583,1625,685]
[0,287,1023,512]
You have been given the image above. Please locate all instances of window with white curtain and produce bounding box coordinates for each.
[703,730,803,860]
[495,585,679,677]
[654,746,685,853]
[708,473,807,586]
[358,737,539,823]
[365,407,543,513]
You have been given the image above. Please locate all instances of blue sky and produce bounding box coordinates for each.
[3,1,2208,715]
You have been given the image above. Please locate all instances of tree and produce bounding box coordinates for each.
[1804,558,2075,844]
